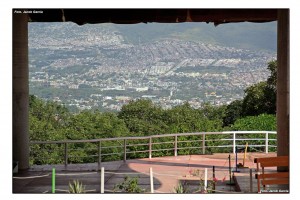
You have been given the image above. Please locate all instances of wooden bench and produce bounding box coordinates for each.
[254,156,289,193]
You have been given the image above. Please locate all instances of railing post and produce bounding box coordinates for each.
[149,137,152,159]
[100,167,104,193]
[174,135,178,157]
[212,166,216,193]
[265,132,269,154]
[52,168,56,193]
[98,141,102,170]
[64,142,68,167]
[123,139,126,162]
[202,134,206,154]
[233,132,236,154]
[250,168,253,193]
[204,168,208,191]
[150,167,154,193]
[228,154,233,185]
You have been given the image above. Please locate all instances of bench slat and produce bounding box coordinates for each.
[257,172,289,179]
[254,156,288,162]
[260,160,289,168]
[255,156,288,163]
[262,179,289,186]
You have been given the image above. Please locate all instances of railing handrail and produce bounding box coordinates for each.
[30,131,277,167]
[30,131,276,144]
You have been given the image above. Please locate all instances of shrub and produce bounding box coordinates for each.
[114,176,145,193]
[68,179,86,193]
[174,181,189,193]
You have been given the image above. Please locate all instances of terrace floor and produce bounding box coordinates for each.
[13,152,288,194]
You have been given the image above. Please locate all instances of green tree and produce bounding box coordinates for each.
[165,103,202,133]
[29,95,70,141]
[66,111,129,139]
[228,114,277,151]
[65,111,130,162]
[118,99,168,135]
[242,82,268,116]
[266,60,277,90]
[265,60,277,113]
[241,60,277,116]
[230,114,276,131]
[222,100,243,127]
[29,95,71,165]
[200,103,226,121]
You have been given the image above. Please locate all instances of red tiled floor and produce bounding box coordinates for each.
[13,153,278,193]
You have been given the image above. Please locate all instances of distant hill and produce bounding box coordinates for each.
[29,21,276,52]
[109,22,277,52]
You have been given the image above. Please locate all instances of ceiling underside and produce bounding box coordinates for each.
[25,9,279,25]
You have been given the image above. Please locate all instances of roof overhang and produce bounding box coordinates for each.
[23,9,278,26]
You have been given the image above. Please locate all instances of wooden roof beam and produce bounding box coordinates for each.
[26,9,278,25]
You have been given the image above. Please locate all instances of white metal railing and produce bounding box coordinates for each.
[30,131,277,167]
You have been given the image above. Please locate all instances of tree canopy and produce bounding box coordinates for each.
[242,60,277,116]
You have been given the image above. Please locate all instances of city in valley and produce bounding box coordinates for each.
[29,22,276,112]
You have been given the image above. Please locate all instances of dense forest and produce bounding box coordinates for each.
[29,61,277,165]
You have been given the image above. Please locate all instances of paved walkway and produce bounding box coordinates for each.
[13,153,280,194]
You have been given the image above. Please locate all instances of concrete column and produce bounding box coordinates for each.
[13,12,29,170]
[276,9,289,159]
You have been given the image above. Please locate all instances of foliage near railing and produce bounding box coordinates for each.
[29,93,276,165]
[30,131,276,166]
